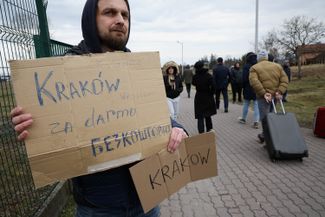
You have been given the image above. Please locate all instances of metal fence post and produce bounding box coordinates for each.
[35,0,51,57]
[1,0,73,216]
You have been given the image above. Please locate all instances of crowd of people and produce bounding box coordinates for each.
[163,50,290,138]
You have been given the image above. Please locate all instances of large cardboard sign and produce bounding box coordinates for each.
[130,131,217,213]
[10,52,171,188]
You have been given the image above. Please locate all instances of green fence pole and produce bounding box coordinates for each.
[35,0,51,57]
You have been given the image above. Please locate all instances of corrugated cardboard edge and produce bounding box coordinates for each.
[130,131,217,213]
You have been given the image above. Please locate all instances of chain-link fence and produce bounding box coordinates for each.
[0,0,72,216]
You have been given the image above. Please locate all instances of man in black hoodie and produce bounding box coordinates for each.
[10,0,187,216]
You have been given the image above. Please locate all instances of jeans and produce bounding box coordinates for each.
[215,88,228,110]
[197,116,213,133]
[167,96,180,120]
[242,99,259,122]
[76,205,160,217]
[257,98,271,137]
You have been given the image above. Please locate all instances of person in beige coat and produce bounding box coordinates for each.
[249,50,289,143]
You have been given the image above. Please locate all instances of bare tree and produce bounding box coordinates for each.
[260,30,280,59]
[279,16,325,78]
[262,16,325,78]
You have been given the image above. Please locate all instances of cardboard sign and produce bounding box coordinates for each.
[10,52,171,188]
[130,131,217,213]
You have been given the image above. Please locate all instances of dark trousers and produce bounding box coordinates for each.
[185,83,191,97]
[283,91,288,101]
[215,88,228,110]
[231,83,242,102]
[197,116,213,134]
[257,98,272,138]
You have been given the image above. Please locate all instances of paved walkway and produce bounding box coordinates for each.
[160,90,325,217]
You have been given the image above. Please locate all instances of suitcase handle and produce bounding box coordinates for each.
[271,99,286,115]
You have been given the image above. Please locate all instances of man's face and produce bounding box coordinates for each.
[96,0,129,51]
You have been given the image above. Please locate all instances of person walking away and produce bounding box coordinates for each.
[213,57,230,113]
[183,65,193,98]
[282,60,291,102]
[249,50,288,143]
[192,61,217,133]
[182,65,194,98]
[230,62,243,103]
[229,65,236,102]
[10,0,188,216]
[238,52,260,128]
[163,61,183,120]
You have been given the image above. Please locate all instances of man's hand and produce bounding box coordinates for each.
[264,93,272,103]
[167,127,188,153]
[10,106,33,141]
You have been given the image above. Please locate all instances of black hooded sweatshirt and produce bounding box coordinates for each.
[69,0,140,209]
[67,0,131,55]
[242,53,258,100]
[69,0,184,209]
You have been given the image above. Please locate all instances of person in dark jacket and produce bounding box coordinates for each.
[282,60,291,102]
[213,57,230,112]
[10,0,188,216]
[238,52,260,128]
[182,65,194,98]
[162,61,183,120]
[230,62,243,103]
[192,61,217,133]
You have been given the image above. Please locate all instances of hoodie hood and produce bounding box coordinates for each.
[81,0,131,53]
[162,61,180,76]
[194,60,208,74]
[246,52,257,65]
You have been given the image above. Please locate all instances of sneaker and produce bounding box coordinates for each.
[224,109,228,113]
[258,134,265,143]
[238,118,246,124]
[253,122,259,129]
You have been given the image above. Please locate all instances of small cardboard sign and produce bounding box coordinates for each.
[10,52,171,188]
[130,131,217,213]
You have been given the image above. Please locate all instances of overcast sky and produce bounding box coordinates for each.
[47,0,325,66]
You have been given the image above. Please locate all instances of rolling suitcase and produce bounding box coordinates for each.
[313,107,325,138]
[262,100,308,162]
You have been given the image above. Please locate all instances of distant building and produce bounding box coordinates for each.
[298,44,325,65]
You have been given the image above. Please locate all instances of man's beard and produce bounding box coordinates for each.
[100,34,128,51]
